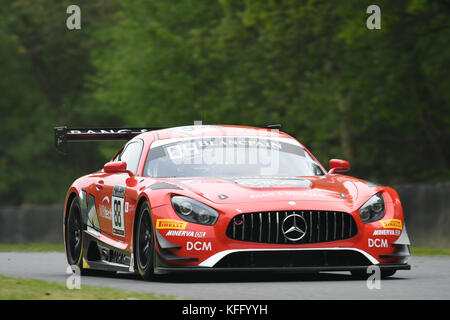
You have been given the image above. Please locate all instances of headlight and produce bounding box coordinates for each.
[359,193,385,223]
[171,196,219,225]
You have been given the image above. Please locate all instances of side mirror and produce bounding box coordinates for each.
[328,159,350,174]
[104,161,127,173]
[104,161,137,186]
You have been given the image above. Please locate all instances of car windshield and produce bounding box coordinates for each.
[144,136,325,178]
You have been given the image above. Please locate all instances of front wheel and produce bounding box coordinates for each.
[134,202,155,280]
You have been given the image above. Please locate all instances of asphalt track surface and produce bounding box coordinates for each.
[0,252,449,299]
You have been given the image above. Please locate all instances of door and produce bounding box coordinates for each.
[96,140,144,240]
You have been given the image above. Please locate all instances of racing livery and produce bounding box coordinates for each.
[56,125,411,280]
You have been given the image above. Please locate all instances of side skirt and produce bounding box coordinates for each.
[81,230,134,273]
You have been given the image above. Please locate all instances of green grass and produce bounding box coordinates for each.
[0,275,176,300]
[0,243,64,252]
[411,247,450,256]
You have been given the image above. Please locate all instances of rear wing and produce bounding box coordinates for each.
[54,126,163,153]
[54,124,282,154]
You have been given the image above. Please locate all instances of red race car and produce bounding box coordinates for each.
[55,124,410,280]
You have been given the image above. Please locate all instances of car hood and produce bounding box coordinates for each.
[169,176,359,204]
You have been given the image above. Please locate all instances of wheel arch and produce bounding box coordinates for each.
[65,192,78,221]
[63,190,79,242]
[133,194,152,250]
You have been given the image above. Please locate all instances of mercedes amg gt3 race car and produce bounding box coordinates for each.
[55,124,411,280]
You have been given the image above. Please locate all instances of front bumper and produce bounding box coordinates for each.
[151,200,411,273]
[153,246,410,274]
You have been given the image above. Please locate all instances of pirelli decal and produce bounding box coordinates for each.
[156,219,187,230]
[380,219,402,230]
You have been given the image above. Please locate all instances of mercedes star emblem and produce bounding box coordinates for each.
[281,214,307,241]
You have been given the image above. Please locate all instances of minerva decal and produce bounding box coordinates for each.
[165,230,206,238]
[373,229,401,236]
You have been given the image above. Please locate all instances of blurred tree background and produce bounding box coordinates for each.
[0,0,449,205]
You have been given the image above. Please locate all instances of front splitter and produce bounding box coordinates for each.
[154,263,411,275]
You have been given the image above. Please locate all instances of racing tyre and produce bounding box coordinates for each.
[66,197,116,277]
[135,201,155,280]
[66,197,84,269]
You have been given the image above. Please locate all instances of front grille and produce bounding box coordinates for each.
[226,211,358,244]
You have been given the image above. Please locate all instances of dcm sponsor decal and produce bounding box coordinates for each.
[368,238,388,248]
[186,241,212,251]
